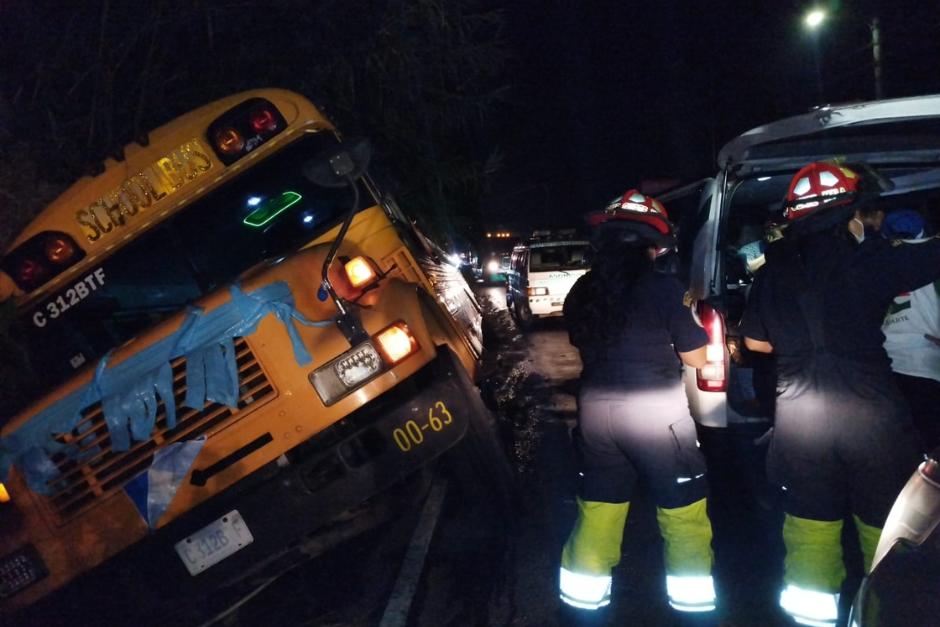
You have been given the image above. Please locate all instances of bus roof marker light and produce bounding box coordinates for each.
[250,108,279,134]
[214,127,245,155]
[243,191,303,228]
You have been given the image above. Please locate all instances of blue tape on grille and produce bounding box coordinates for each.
[0,281,331,494]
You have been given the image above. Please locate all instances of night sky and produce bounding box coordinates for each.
[485,0,940,231]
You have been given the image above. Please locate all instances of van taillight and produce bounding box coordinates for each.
[2,231,85,292]
[207,97,287,165]
[696,302,727,392]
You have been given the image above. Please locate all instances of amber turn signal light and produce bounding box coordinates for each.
[0,483,10,503]
[214,127,245,155]
[45,236,76,264]
[344,256,379,289]
[374,322,418,365]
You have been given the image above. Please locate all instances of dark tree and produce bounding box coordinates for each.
[0,0,509,249]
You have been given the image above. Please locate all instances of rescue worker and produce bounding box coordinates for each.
[559,190,716,615]
[740,162,940,626]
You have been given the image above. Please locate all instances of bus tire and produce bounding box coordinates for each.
[445,405,518,519]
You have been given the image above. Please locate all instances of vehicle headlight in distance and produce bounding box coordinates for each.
[486,260,500,274]
[310,342,383,405]
[871,454,940,571]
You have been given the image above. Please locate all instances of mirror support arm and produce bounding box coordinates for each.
[320,173,370,346]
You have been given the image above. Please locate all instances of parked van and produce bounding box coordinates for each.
[662,94,940,428]
[506,231,590,329]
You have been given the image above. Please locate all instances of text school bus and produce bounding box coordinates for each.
[0,89,510,624]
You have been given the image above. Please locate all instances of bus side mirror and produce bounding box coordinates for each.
[303,138,372,187]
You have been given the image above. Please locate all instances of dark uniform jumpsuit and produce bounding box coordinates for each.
[741,231,940,625]
[558,270,716,613]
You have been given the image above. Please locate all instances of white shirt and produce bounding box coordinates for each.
[883,276,940,383]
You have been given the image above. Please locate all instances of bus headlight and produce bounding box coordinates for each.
[309,342,383,405]
[334,343,382,387]
[0,546,47,599]
[308,322,419,405]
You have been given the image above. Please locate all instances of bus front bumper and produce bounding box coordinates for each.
[9,346,487,626]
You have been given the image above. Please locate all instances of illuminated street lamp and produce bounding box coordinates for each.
[802,6,884,100]
[804,8,827,29]
[803,8,827,102]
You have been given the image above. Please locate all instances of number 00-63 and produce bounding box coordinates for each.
[393,401,453,452]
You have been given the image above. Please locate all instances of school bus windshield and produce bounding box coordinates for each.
[2,131,374,420]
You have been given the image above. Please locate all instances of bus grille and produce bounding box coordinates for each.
[45,338,275,523]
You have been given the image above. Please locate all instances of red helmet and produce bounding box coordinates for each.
[587,189,675,250]
[784,162,861,220]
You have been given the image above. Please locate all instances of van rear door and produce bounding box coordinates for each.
[526,241,590,311]
[659,178,735,428]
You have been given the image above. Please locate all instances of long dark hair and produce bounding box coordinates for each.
[574,240,653,341]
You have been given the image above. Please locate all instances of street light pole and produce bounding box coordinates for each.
[803,8,885,101]
[870,17,884,99]
[804,9,827,103]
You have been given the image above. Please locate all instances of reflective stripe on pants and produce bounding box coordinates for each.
[779,584,839,627]
[560,497,716,612]
[657,498,716,612]
[780,514,843,626]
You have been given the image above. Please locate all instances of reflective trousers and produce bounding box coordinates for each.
[559,383,715,612]
[769,362,920,626]
[560,498,715,612]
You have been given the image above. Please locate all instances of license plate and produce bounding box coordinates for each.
[390,400,456,453]
[551,301,563,307]
[174,510,253,576]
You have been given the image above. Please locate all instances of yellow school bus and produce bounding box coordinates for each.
[0,89,509,624]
